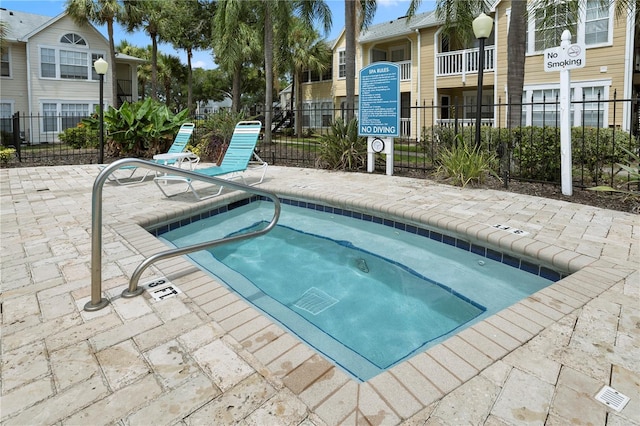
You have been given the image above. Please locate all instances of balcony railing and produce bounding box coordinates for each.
[398,60,411,81]
[436,46,495,78]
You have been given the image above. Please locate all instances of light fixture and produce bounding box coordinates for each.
[472,13,494,148]
[94,57,108,164]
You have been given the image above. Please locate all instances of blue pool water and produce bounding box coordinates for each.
[158,199,555,381]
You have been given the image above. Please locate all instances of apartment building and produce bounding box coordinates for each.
[299,0,637,138]
[0,8,143,143]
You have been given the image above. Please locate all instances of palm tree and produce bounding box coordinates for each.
[284,19,332,136]
[162,0,215,114]
[124,0,172,101]
[343,0,376,121]
[65,0,123,106]
[212,0,262,113]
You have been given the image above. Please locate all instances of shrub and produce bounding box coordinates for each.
[316,117,367,171]
[58,125,99,149]
[191,109,249,163]
[436,135,499,187]
[81,98,189,157]
[0,146,16,165]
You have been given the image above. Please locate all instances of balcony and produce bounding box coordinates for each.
[436,46,495,78]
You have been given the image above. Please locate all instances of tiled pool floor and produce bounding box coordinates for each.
[1,164,638,425]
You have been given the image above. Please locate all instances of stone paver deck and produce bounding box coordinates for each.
[1,164,638,425]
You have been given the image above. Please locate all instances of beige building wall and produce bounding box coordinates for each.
[1,43,30,116]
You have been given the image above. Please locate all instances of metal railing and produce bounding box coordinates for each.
[84,158,281,311]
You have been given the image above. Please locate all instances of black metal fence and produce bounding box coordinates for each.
[2,95,638,192]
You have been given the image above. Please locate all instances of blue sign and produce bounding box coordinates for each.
[358,62,400,137]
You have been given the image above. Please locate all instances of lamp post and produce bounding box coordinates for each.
[472,12,493,148]
[94,57,108,164]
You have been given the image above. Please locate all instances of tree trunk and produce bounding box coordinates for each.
[232,66,241,113]
[151,33,158,101]
[344,0,356,121]
[504,0,527,180]
[295,71,302,136]
[507,0,526,128]
[263,1,273,144]
[187,47,193,114]
[106,20,118,107]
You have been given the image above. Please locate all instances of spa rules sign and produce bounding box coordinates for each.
[358,62,400,137]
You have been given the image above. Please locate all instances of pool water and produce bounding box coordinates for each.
[159,200,553,381]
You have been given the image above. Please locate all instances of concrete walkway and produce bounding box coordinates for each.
[1,164,638,425]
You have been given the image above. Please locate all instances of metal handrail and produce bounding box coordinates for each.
[85,158,281,311]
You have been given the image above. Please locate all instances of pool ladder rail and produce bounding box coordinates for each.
[85,158,281,311]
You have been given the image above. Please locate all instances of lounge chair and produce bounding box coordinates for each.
[154,120,266,200]
[104,122,197,184]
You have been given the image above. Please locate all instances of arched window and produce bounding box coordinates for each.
[60,33,87,46]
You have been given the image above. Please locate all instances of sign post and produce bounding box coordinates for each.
[358,62,400,176]
[543,30,585,196]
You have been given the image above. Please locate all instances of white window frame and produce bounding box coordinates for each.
[525,0,612,55]
[579,0,613,48]
[1,47,11,78]
[40,100,100,135]
[521,80,611,128]
[338,49,346,79]
[39,45,106,81]
[0,101,14,133]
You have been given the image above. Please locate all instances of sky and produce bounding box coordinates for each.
[2,0,436,70]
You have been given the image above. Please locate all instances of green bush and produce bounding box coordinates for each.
[191,110,249,163]
[81,98,189,157]
[316,117,367,171]
[572,127,632,184]
[58,125,99,149]
[436,135,499,187]
[0,130,13,146]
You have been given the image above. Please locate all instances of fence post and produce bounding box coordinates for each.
[12,112,21,161]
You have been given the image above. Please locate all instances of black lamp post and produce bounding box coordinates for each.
[472,12,493,148]
[94,57,108,164]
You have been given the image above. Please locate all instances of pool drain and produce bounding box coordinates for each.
[594,385,630,412]
[293,287,338,315]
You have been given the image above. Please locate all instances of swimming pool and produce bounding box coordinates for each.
[156,197,559,381]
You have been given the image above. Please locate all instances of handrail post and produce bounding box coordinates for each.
[84,158,280,312]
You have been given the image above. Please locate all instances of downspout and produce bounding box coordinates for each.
[415,28,421,140]
[622,4,635,132]
[433,28,441,129]
[493,10,499,128]
[25,40,33,115]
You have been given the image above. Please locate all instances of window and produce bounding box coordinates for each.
[1,49,10,77]
[372,49,386,62]
[41,48,56,78]
[581,86,605,127]
[42,102,92,133]
[61,33,87,46]
[0,103,12,133]
[585,0,609,45]
[521,84,609,127]
[61,104,89,130]
[338,50,346,78]
[533,3,576,52]
[530,88,560,127]
[43,103,58,132]
[39,47,104,80]
[60,50,88,80]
